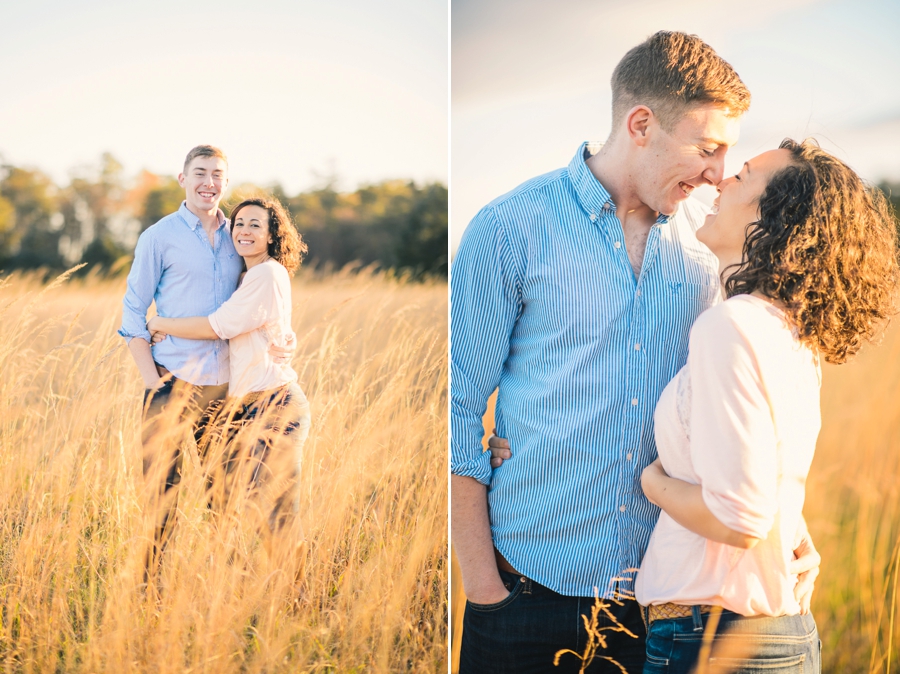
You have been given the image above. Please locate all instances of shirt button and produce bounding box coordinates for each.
[634,343,641,351]
[626,453,633,461]
[603,202,612,210]
[619,505,627,512]
[636,290,642,297]
[631,398,638,406]
[590,213,597,221]
[614,241,621,249]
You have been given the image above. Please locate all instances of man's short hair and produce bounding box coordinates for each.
[611,31,751,133]
[183,145,228,173]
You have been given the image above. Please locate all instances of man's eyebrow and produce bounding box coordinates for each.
[698,136,728,147]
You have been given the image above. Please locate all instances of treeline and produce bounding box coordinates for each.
[0,153,448,278]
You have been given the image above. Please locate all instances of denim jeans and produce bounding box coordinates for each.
[644,607,820,674]
[205,382,312,535]
[459,570,647,674]
[141,376,230,582]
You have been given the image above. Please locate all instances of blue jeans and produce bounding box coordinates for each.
[207,382,311,535]
[459,570,647,674]
[644,607,820,674]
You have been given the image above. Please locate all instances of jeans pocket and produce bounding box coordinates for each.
[466,578,525,612]
[709,653,806,673]
[645,652,669,672]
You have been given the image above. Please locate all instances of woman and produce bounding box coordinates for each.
[491,139,898,671]
[148,197,311,553]
[635,139,897,672]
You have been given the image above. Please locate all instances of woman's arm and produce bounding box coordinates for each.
[147,315,217,340]
[641,459,762,549]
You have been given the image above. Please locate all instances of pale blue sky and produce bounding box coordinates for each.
[452,0,900,252]
[0,0,448,193]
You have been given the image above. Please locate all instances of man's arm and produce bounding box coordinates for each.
[452,475,509,604]
[128,338,165,389]
[450,206,523,602]
[119,229,165,387]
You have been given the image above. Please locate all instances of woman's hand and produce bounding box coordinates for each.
[640,458,668,507]
[487,429,512,468]
[150,330,168,344]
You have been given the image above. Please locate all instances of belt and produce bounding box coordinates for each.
[647,603,715,624]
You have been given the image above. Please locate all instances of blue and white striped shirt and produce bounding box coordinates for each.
[118,202,245,385]
[450,142,720,597]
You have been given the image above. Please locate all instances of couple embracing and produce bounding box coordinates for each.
[118,145,311,590]
[451,31,898,673]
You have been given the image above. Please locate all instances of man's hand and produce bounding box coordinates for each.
[487,429,511,468]
[790,522,821,614]
[269,333,296,365]
[150,330,168,345]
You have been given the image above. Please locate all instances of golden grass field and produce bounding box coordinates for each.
[0,266,447,673]
[451,316,900,674]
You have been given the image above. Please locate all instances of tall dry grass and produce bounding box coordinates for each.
[0,266,447,673]
[450,321,900,674]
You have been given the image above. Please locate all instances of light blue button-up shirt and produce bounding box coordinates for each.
[118,202,245,385]
[450,142,720,597]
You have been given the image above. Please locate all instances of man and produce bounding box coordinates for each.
[118,145,292,586]
[451,32,819,672]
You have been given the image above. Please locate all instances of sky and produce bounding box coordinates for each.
[451,0,900,252]
[0,0,448,194]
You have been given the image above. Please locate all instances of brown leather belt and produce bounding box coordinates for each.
[647,603,716,624]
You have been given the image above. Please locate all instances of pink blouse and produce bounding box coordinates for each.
[208,259,298,398]
[635,295,821,617]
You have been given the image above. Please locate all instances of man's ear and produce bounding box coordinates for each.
[177,172,186,187]
[626,105,654,147]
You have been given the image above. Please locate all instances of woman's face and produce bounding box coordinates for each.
[231,205,272,259]
[696,148,793,263]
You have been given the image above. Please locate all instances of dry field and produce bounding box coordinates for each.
[0,266,448,673]
[451,317,900,674]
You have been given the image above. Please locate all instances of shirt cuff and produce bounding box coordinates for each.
[207,312,228,340]
[118,326,152,343]
[702,488,776,540]
[451,449,492,486]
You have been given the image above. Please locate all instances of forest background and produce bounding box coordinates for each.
[0,154,448,278]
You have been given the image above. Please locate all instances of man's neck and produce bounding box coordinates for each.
[185,202,221,232]
[586,139,657,224]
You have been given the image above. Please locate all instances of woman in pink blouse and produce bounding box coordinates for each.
[633,139,898,672]
[148,197,311,559]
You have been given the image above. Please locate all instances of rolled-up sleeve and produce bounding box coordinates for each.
[450,207,522,485]
[688,310,779,539]
[119,229,161,343]
[208,264,276,340]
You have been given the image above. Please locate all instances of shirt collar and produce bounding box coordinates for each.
[568,142,672,226]
[178,201,228,231]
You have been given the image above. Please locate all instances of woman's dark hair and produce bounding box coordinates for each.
[725,138,899,364]
[230,197,307,276]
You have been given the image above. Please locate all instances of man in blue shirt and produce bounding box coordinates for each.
[119,145,292,587]
[451,32,818,672]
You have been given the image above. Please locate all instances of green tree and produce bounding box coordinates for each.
[0,165,59,268]
[141,175,183,232]
[394,182,448,276]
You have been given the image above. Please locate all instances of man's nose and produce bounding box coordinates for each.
[703,156,726,186]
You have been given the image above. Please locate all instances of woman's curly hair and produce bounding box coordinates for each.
[230,197,308,276]
[724,138,900,364]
